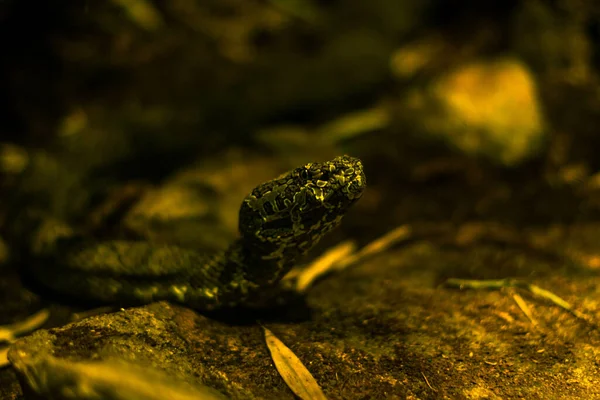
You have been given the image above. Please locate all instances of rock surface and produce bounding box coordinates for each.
[6,221,600,399]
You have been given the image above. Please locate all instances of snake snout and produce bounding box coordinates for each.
[334,156,366,201]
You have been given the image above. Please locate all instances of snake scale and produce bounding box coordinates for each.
[8,155,366,310]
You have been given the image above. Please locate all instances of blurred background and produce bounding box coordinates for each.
[3,1,600,398]
[1,0,600,275]
[3,0,600,296]
[2,0,600,223]
[2,0,600,238]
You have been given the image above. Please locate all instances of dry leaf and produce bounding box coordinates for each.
[0,309,50,344]
[294,240,356,292]
[0,309,51,368]
[263,327,327,400]
[0,347,8,368]
[9,354,227,400]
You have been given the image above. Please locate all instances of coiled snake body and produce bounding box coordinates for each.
[13,156,366,310]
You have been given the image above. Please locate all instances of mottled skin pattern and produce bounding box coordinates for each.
[26,156,366,310]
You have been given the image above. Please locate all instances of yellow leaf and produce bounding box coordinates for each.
[264,327,327,400]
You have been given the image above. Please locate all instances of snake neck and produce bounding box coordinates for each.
[221,237,306,288]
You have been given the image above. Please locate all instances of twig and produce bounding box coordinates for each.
[444,278,591,323]
[421,371,435,391]
[512,293,536,325]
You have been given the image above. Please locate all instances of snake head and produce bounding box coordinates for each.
[239,155,366,251]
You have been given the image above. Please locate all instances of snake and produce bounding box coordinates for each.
[8,155,366,310]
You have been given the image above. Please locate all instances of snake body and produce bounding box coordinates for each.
[13,155,366,310]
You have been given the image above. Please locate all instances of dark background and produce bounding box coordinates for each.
[3,1,600,398]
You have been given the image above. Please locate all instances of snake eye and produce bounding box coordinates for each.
[300,169,310,180]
